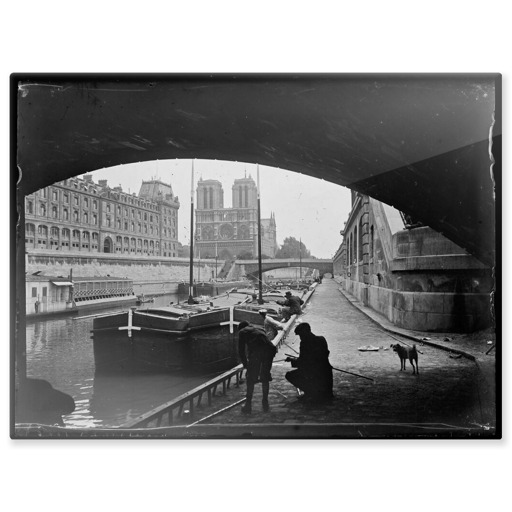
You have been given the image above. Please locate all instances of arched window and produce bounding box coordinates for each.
[238,225,249,240]
[25,223,35,236]
[370,225,374,260]
[63,208,69,220]
[38,225,48,236]
[353,226,357,263]
[52,206,58,218]
[73,210,79,222]
[26,201,34,214]
[39,203,46,216]
[358,217,364,261]
[50,227,59,237]
[83,212,88,223]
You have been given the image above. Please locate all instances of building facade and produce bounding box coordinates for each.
[333,192,493,333]
[195,175,277,260]
[25,174,180,258]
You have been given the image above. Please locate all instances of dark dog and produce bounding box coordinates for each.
[390,344,419,374]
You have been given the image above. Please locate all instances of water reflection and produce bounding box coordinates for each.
[25,293,239,428]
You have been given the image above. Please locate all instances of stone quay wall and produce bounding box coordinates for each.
[26,251,225,295]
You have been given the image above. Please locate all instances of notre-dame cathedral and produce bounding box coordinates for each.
[195,174,277,260]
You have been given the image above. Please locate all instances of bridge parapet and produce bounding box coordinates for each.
[236,258,334,277]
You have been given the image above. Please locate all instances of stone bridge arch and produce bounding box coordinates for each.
[239,259,334,281]
[15,74,498,266]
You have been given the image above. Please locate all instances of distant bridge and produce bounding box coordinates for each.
[235,258,333,279]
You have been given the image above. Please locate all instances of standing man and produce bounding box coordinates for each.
[238,320,277,414]
[285,322,333,403]
[258,309,284,341]
[277,291,304,322]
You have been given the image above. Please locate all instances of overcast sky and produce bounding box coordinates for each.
[89,159,352,259]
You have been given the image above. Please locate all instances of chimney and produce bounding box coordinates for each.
[98,180,108,187]
[83,174,93,183]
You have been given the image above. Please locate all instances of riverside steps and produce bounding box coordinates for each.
[110,278,496,439]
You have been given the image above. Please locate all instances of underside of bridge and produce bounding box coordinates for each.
[14,74,499,265]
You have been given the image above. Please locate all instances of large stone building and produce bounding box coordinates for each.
[25,174,180,258]
[195,175,277,260]
[333,192,493,333]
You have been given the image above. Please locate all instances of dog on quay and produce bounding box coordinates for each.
[390,343,419,374]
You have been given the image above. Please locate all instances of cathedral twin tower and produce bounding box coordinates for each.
[195,175,277,260]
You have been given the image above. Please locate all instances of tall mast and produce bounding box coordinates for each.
[257,164,263,304]
[188,159,195,304]
[299,237,302,281]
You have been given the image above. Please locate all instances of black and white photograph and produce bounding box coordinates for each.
[11,73,500,439]
[3,3,509,512]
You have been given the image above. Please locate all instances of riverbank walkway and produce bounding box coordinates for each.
[15,277,497,439]
[175,277,496,436]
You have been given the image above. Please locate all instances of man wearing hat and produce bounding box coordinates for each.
[258,309,284,341]
[285,322,333,403]
[238,320,277,413]
[277,291,304,322]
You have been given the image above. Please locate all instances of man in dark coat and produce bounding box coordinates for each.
[285,322,333,402]
[238,320,277,413]
[277,291,304,321]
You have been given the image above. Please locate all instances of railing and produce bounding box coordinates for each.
[122,286,316,429]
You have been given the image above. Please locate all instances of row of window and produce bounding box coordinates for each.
[59,179,163,210]
[28,199,177,225]
[25,223,178,256]
[26,205,177,237]
[26,224,99,239]
[197,211,249,222]
[26,224,176,242]
[346,220,375,265]
[31,186,178,221]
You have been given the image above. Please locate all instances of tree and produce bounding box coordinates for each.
[238,251,253,260]
[275,237,314,259]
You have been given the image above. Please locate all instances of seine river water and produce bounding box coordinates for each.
[25,293,233,428]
